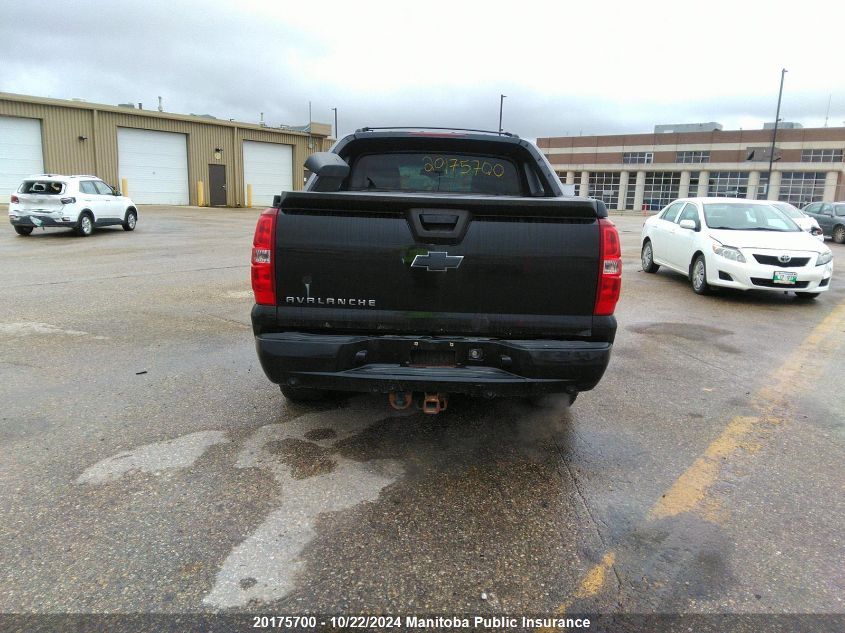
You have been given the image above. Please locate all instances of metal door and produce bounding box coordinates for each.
[209,164,227,206]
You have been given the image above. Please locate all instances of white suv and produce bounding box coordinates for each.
[8,175,138,237]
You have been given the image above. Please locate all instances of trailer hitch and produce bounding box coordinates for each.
[422,393,448,415]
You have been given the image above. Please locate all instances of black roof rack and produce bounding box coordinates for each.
[356,126,518,138]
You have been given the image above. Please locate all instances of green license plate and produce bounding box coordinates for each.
[773,271,797,285]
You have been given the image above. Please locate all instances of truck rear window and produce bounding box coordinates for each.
[18,180,65,195]
[348,153,523,195]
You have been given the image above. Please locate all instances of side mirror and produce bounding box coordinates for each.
[112,187,121,196]
[679,219,697,231]
[305,152,349,192]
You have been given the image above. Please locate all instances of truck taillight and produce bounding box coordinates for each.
[10,195,19,204]
[251,208,278,305]
[594,218,622,316]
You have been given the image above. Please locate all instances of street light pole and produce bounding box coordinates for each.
[498,94,506,134]
[331,108,338,139]
[765,68,787,197]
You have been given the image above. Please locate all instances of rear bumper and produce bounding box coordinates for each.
[255,332,612,397]
[9,213,72,227]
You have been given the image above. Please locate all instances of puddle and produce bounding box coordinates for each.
[202,401,406,608]
[627,321,740,353]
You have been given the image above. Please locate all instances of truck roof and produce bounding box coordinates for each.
[355,126,519,138]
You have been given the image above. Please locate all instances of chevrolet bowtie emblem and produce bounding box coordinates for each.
[410,251,464,272]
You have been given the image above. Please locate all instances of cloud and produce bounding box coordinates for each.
[1,0,844,139]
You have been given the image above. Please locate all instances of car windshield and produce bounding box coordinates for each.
[348,153,524,195]
[703,202,800,232]
[18,180,65,195]
[770,202,803,219]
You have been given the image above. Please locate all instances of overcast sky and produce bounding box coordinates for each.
[2,0,844,140]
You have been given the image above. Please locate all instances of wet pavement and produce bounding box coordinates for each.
[0,207,843,617]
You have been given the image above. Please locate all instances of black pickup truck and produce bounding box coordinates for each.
[250,128,621,413]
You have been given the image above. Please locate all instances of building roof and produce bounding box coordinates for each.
[0,91,331,138]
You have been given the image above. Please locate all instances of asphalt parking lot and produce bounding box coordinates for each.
[0,206,843,617]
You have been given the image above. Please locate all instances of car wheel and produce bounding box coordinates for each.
[794,292,820,300]
[691,255,711,295]
[14,226,33,236]
[641,239,660,273]
[122,209,137,231]
[76,212,94,237]
[833,225,845,244]
[280,384,332,403]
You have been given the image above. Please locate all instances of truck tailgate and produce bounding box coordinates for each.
[273,192,601,338]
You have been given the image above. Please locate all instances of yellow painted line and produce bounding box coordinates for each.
[573,551,616,600]
[538,553,615,631]
[547,298,845,620]
[649,415,757,521]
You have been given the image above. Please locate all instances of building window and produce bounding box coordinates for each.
[625,178,637,210]
[758,174,769,199]
[623,152,653,164]
[588,172,620,209]
[708,171,749,198]
[677,151,710,164]
[778,172,827,207]
[800,149,843,163]
[643,171,680,210]
[688,175,699,197]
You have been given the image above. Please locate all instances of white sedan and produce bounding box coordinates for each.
[640,198,833,299]
[769,201,824,241]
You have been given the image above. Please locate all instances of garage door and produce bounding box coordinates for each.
[0,116,44,203]
[243,141,293,206]
[117,128,189,205]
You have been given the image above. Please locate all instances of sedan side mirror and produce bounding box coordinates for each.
[679,219,698,231]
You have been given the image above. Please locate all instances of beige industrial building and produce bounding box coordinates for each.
[0,92,333,206]
[537,123,845,211]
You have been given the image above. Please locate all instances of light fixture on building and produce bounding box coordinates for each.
[78,135,88,141]
[214,147,223,160]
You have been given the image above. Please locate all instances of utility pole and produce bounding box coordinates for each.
[331,107,338,139]
[765,68,787,195]
[498,94,506,134]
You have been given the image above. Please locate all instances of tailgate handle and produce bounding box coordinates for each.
[420,213,459,230]
[420,213,458,229]
[409,208,471,244]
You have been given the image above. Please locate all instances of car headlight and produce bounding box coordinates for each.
[711,240,746,263]
[816,251,832,266]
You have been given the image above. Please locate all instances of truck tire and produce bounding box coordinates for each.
[280,385,331,403]
[14,226,33,236]
[526,392,577,407]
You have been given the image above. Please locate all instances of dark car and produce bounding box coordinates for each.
[802,201,845,243]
